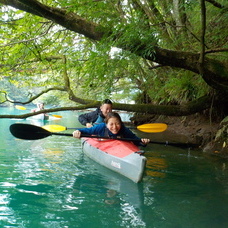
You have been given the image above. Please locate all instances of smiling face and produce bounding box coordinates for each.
[100,103,112,117]
[106,117,121,134]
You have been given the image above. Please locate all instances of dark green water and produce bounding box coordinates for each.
[0,107,228,228]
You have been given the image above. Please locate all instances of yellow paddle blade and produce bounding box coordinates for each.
[42,125,66,132]
[51,114,62,118]
[15,105,62,118]
[137,123,167,133]
[15,105,27,110]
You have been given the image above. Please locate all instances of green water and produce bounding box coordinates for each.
[0,107,228,228]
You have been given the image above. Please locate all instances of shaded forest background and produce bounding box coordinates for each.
[0,0,227,157]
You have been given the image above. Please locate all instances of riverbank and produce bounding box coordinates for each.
[131,113,228,159]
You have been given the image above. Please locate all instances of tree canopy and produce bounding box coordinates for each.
[0,0,227,118]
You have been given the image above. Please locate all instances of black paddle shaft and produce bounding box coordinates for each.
[9,123,141,142]
[9,123,144,144]
[9,123,142,142]
[9,123,197,148]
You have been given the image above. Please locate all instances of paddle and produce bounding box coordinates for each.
[10,123,196,147]
[42,123,168,133]
[15,105,62,118]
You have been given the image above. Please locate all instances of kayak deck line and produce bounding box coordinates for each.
[83,138,142,158]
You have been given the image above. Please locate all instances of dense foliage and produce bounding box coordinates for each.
[0,0,227,111]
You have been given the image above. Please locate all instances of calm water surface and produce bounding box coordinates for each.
[0,107,228,228]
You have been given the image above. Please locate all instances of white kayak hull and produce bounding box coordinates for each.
[27,113,49,121]
[81,138,147,183]
[27,114,60,121]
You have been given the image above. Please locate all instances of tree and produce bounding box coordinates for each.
[0,0,227,119]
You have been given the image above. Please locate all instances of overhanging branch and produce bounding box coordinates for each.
[0,95,213,119]
[205,0,226,9]
[12,87,67,105]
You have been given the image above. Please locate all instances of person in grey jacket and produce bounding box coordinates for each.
[78,99,113,127]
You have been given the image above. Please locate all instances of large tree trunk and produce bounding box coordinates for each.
[151,47,228,95]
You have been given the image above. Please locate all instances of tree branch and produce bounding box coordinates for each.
[0,91,14,104]
[0,103,99,119]
[1,0,227,94]
[1,0,106,40]
[0,95,213,119]
[59,55,93,105]
[198,0,206,75]
[1,0,228,107]
[0,22,54,48]
[204,48,228,54]
[205,0,226,9]
[11,87,66,105]
[148,64,165,70]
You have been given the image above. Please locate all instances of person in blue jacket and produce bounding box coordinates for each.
[73,112,150,146]
[78,99,113,128]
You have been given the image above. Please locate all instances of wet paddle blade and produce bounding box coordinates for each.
[10,123,52,140]
[42,123,168,133]
[42,125,66,132]
[15,105,27,110]
[9,123,194,147]
[15,105,62,118]
[50,114,62,118]
[137,123,167,133]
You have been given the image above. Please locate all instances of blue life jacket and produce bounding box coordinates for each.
[94,115,104,124]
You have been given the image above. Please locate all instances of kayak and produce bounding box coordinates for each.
[27,114,60,121]
[81,138,147,183]
[28,113,49,121]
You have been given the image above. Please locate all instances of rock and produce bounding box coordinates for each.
[203,116,228,158]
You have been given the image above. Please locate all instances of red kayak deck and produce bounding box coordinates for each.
[84,138,140,158]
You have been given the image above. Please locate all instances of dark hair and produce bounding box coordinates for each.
[104,112,123,124]
[102,99,112,105]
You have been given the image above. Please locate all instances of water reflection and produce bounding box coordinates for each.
[145,155,168,178]
[1,108,228,227]
[0,193,16,225]
[73,156,144,206]
[71,159,146,226]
